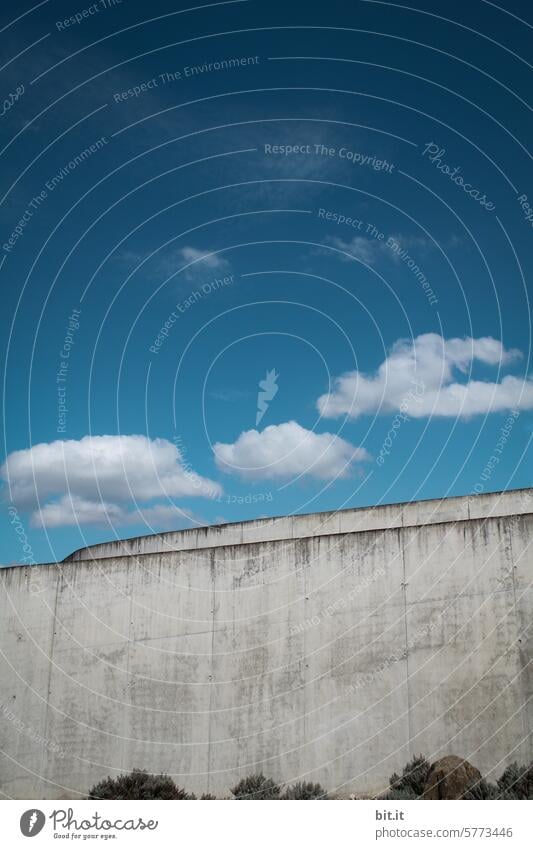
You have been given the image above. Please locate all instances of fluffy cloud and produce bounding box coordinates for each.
[214,421,370,480]
[31,496,198,530]
[1,434,221,529]
[318,333,532,419]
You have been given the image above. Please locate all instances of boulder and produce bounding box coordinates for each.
[423,756,482,799]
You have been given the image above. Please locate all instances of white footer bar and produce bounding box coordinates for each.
[3,799,530,848]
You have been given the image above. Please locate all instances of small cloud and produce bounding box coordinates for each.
[167,246,231,281]
[113,245,231,281]
[114,249,144,267]
[214,420,370,481]
[385,233,433,263]
[179,246,228,269]
[322,232,434,267]
[325,234,383,265]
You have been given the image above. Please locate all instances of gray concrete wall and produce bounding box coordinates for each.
[1,489,531,799]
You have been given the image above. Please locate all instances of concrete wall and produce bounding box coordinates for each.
[1,489,531,799]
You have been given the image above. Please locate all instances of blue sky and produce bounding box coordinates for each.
[1,0,532,565]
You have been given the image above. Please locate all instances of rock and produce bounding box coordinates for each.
[423,756,482,799]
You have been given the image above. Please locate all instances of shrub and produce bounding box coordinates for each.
[462,778,500,800]
[382,786,418,800]
[462,778,523,800]
[497,762,532,800]
[231,774,281,799]
[389,754,431,798]
[88,769,195,800]
[463,762,533,800]
[282,781,328,799]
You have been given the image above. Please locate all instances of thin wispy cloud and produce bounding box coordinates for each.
[116,245,231,280]
[324,232,434,266]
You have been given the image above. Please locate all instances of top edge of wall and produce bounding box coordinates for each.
[56,487,533,564]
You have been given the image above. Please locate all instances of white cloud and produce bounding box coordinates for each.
[116,246,231,279]
[157,246,230,280]
[385,233,432,263]
[318,333,532,419]
[138,503,199,527]
[31,495,125,528]
[214,421,370,480]
[1,434,221,529]
[179,246,228,270]
[30,495,198,530]
[326,234,383,265]
[324,233,433,266]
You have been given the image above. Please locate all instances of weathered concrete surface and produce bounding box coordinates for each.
[0,489,531,799]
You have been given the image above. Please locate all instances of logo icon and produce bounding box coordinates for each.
[20,810,45,837]
[256,369,279,425]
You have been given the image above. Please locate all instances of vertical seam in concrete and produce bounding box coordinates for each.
[206,548,216,794]
[303,539,308,762]
[39,565,61,795]
[507,518,529,762]
[121,562,135,771]
[399,528,413,756]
